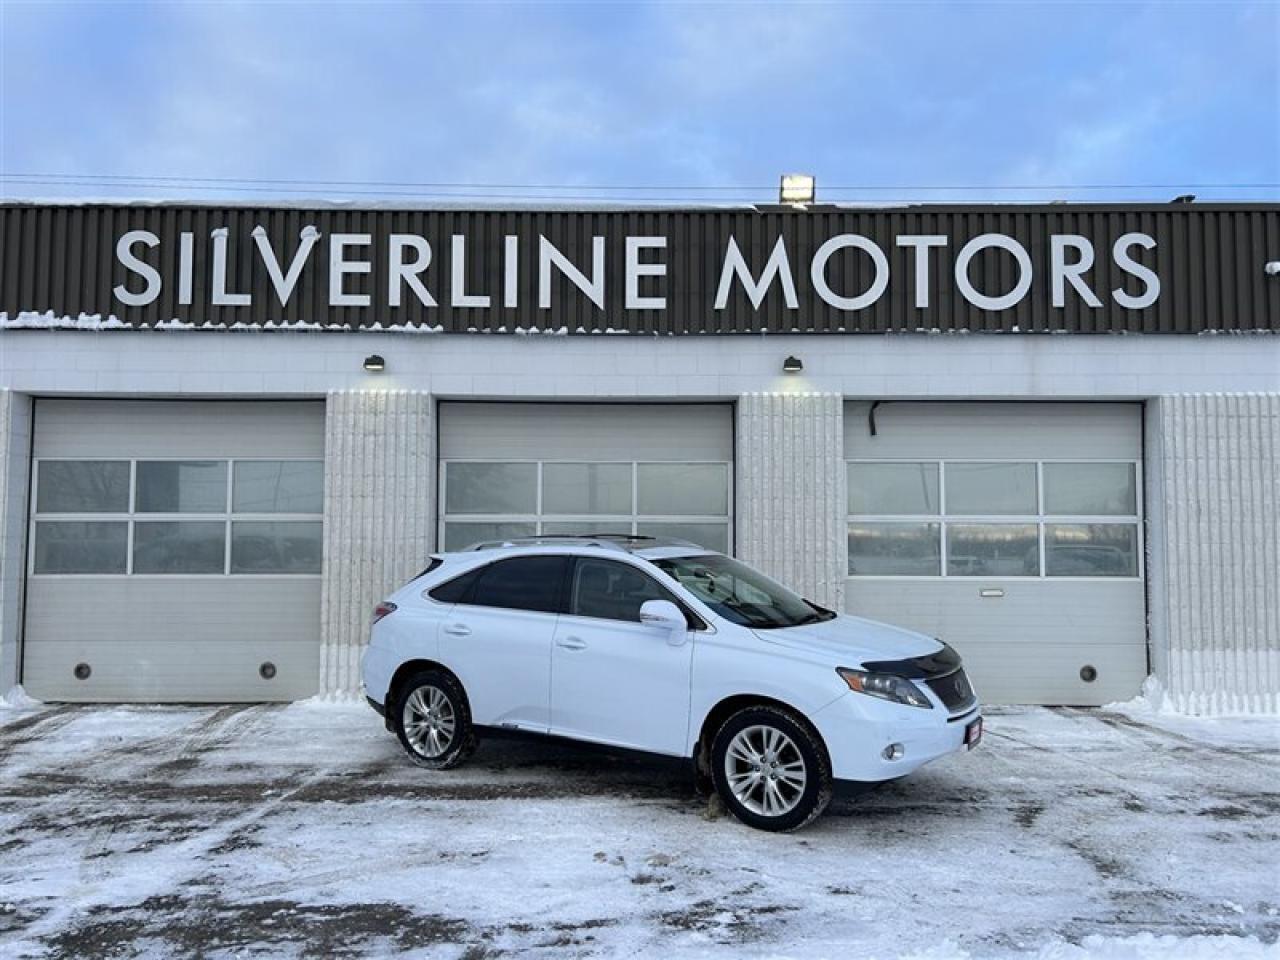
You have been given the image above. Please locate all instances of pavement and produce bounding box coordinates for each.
[0,699,1277,959]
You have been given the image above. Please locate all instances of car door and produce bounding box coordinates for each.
[437,554,568,732]
[549,556,695,755]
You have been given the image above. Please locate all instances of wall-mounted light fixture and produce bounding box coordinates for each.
[779,174,815,205]
[1265,261,1280,277]
[363,354,386,372]
[782,355,803,374]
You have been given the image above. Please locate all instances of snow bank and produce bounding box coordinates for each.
[1107,675,1280,720]
[0,684,40,710]
[894,934,1278,960]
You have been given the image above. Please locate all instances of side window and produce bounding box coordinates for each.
[428,566,484,604]
[468,556,567,614]
[570,558,674,624]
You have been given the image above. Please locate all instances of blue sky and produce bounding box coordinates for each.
[1,1,1277,204]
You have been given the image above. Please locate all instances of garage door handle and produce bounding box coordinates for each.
[556,636,587,651]
[443,623,472,637]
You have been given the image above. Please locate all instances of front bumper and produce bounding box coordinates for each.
[811,690,981,782]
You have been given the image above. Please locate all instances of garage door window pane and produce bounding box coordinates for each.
[136,461,227,513]
[133,521,226,574]
[945,463,1037,515]
[541,521,633,537]
[1046,524,1139,577]
[637,463,728,516]
[231,521,322,574]
[848,522,941,576]
[33,521,128,574]
[445,463,537,515]
[443,521,537,552]
[947,523,1040,576]
[848,463,939,515]
[1044,463,1137,516]
[635,522,729,554]
[36,461,130,513]
[234,461,324,513]
[542,463,632,515]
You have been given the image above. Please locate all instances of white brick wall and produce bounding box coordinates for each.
[1145,394,1280,714]
[737,393,845,609]
[320,391,434,698]
[0,390,32,692]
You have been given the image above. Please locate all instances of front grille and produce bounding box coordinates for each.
[926,668,975,712]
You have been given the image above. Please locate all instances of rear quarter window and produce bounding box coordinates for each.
[427,565,483,604]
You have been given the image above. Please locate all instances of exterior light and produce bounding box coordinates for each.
[783,355,803,374]
[1265,261,1280,276]
[779,173,815,205]
[363,354,386,372]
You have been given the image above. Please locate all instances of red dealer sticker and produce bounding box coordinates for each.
[965,717,984,750]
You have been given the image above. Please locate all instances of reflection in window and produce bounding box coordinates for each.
[1044,463,1137,516]
[637,463,728,516]
[233,461,323,513]
[36,461,130,513]
[848,522,941,576]
[1045,524,1139,577]
[133,521,226,574]
[136,461,227,513]
[442,521,537,552]
[947,523,1040,577]
[542,463,631,515]
[32,521,128,574]
[635,522,729,554]
[230,521,322,574]
[571,558,670,622]
[945,463,1038,515]
[445,462,538,515]
[848,463,939,515]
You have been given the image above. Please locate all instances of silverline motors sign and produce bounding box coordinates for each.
[2,204,1276,333]
[112,223,1161,314]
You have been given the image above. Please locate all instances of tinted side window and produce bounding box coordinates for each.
[469,556,567,614]
[428,566,484,604]
[570,558,673,623]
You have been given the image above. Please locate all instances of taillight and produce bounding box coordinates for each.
[372,601,398,624]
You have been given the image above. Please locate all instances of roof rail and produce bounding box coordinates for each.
[460,533,702,553]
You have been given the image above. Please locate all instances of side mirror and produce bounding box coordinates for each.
[639,599,688,643]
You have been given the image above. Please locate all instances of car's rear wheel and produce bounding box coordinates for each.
[711,705,832,832]
[392,669,476,770]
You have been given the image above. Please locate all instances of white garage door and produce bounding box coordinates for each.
[844,402,1145,706]
[24,400,325,702]
[438,403,733,554]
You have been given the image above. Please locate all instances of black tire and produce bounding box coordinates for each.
[710,705,833,832]
[391,669,477,770]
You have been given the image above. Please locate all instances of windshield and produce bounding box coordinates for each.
[650,554,835,630]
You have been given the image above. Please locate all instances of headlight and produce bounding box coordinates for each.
[837,667,933,709]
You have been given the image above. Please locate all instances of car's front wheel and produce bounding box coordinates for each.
[711,705,833,832]
[392,669,477,770]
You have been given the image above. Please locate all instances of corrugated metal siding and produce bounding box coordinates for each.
[1,203,1276,334]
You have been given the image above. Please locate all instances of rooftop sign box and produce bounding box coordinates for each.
[1,203,1276,334]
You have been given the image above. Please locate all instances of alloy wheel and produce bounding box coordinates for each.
[402,685,457,758]
[723,724,807,817]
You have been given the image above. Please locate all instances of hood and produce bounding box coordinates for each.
[753,613,942,666]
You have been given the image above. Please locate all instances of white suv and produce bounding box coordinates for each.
[362,535,982,832]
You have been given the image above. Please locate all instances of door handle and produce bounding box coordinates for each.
[443,623,472,637]
[556,635,587,651]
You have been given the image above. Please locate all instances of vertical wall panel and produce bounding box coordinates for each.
[320,390,434,697]
[1147,393,1280,714]
[0,390,32,692]
[736,393,844,609]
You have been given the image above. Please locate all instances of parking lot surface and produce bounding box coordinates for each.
[0,699,1277,959]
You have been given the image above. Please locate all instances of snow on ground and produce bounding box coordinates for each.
[0,702,1276,959]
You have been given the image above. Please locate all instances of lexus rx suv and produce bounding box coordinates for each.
[362,535,982,832]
